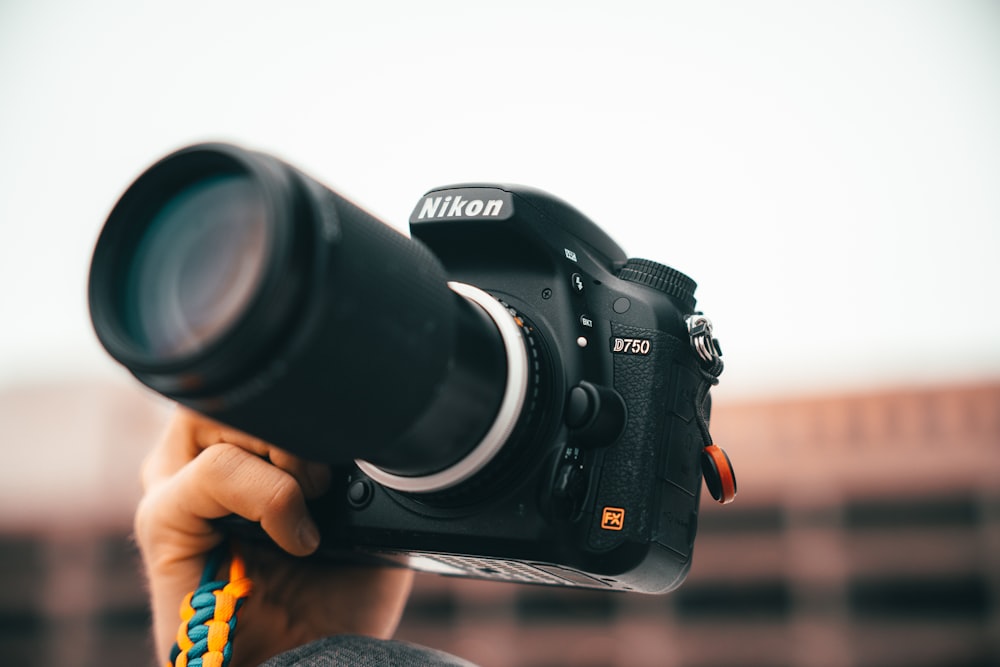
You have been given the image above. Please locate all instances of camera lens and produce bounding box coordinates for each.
[89,143,523,485]
[124,174,268,358]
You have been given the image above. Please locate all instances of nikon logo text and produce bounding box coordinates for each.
[417,195,505,220]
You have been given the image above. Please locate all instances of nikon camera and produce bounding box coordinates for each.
[88,143,736,594]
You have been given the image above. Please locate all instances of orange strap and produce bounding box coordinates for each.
[168,544,253,667]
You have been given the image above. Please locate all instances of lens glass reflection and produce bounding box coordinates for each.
[125,174,269,358]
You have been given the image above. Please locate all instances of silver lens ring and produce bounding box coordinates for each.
[355,282,530,493]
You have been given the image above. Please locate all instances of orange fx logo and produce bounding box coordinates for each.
[601,507,626,531]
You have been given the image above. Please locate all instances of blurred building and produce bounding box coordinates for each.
[1,380,997,666]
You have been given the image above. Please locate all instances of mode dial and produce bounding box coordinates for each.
[617,258,697,311]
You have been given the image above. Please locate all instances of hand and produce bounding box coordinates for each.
[135,407,414,667]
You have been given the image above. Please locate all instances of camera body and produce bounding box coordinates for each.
[87,144,732,595]
[310,184,724,593]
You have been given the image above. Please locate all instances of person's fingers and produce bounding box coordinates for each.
[186,409,274,455]
[141,408,330,499]
[137,443,321,560]
[267,448,331,499]
[142,407,264,489]
[140,407,199,491]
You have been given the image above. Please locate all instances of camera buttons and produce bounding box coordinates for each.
[347,478,374,509]
[571,273,585,293]
[552,462,586,507]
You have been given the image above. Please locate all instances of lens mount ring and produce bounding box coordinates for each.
[356,282,530,493]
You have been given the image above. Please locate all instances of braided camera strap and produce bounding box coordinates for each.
[167,543,254,667]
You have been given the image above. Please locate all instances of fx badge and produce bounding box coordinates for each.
[601,506,626,531]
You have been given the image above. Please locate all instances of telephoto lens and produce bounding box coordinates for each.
[88,143,512,478]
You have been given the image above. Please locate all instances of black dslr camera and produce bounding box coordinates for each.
[88,143,736,594]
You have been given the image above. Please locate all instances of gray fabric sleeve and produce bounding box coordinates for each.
[258,635,479,667]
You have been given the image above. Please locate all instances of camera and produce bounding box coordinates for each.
[88,143,736,594]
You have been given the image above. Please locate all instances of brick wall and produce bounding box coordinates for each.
[1,381,997,666]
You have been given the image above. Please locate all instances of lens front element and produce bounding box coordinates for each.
[124,174,269,358]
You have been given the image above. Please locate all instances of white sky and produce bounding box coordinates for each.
[1,0,999,400]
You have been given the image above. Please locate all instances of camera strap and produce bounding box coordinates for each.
[167,542,254,667]
[687,315,736,505]
[694,371,737,505]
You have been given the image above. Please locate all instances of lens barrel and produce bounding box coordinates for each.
[89,143,509,476]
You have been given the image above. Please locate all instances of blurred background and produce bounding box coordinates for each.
[1,1,998,665]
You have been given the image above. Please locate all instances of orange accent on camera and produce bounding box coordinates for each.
[704,444,737,505]
[601,507,626,531]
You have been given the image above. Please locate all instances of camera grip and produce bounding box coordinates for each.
[588,324,706,563]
